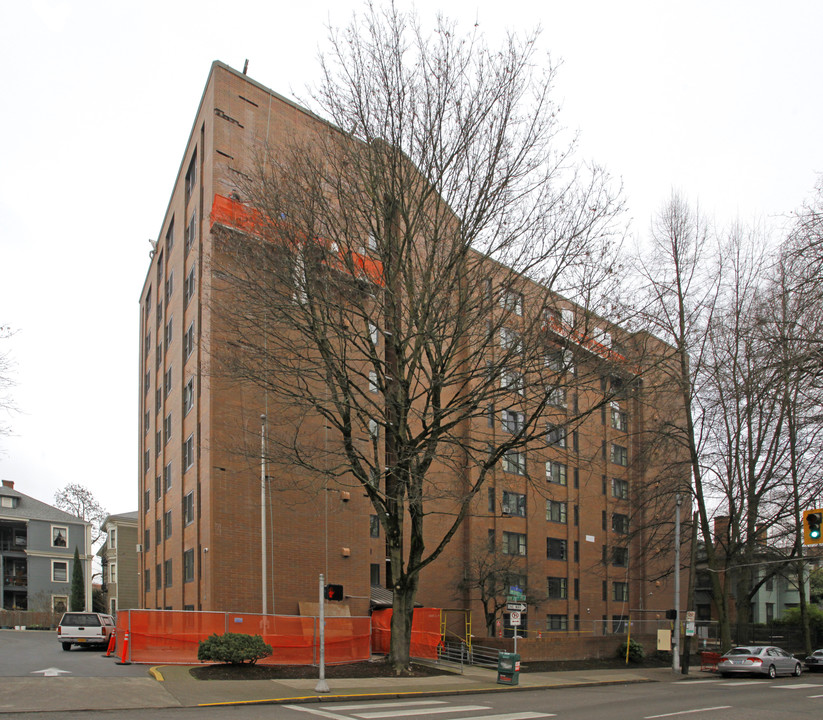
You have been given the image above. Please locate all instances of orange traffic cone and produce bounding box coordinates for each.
[115,631,131,665]
[103,630,116,657]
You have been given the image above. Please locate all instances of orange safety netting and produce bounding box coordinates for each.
[371,608,442,660]
[115,610,371,665]
[210,194,385,287]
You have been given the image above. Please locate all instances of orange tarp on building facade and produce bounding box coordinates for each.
[115,610,371,666]
[371,608,441,660]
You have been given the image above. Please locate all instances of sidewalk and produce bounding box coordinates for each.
[0,662,699,714]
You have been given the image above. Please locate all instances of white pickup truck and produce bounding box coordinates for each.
[56,612,115,651]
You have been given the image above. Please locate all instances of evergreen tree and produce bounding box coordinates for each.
[69,546,85,611]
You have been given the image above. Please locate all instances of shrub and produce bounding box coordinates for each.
[617,638,644,663]
[197,633,273,665]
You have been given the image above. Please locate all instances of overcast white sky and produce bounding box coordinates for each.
[1,0,821,517]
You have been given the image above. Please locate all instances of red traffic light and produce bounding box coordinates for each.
[325,584,344,601]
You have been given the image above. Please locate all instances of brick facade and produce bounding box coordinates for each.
[137,61,687,646]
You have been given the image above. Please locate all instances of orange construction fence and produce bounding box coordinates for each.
[114,610,371,666]
[371,608,442,660]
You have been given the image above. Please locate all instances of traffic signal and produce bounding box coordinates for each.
[665,609,677,620]
[804,510,823,545]
[324,584,344,601]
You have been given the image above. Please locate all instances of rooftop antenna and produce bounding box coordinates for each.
[243,59,249,75]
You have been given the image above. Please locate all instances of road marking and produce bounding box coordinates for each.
[30,667,71,677]
[333,701,448,710]
[644,707,731,719]
[354,705,489,718]
[772,684,821,689]
[807,693,823,698]
[285,706,360,720]
[683,680,721,684]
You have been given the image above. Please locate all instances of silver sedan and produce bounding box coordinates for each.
[717,646,802,678]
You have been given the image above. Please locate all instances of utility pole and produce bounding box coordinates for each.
[261,414,267,616]
[316,573,330,693]
[673,494,682,674]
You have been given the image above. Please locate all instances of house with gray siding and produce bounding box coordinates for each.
[0,480,92,612]
[98,511,139,615]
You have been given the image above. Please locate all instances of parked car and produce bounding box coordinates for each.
[57,612,115,651]
[805,649,823,672]
[717,646,802,678]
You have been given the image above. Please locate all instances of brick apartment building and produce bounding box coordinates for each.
[137,61,686,638]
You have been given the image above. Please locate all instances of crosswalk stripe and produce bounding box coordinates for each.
[333,701,447,710]
[354,705,489,719]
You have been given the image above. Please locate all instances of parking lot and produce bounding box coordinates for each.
[0,628,149,678]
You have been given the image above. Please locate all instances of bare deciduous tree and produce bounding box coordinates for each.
[54,483,108,549]
[212,4,625,671]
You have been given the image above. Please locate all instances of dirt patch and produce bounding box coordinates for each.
[190,655,675,680]
[190,658,454,681]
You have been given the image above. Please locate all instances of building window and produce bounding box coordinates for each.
[502,491,526,517]
[155,430,162,456]
[613,582,628,602]
[156,343,162,370]
[165,218,174,252]
[144,527,150,549]
[144,410,150,435]
[183,491,194,526]
[369,371,378,393]
[184,322,194,360]
[164,509,172,539]
[155,475,162,500]
[368,418,379,439]
[51,526,68,548]
[183,549,195,583]
[501,409,525,434]
[183,377,194,415]
[610,444,628,466]
[109,563,117,584]
[108,528,117,550]
[165,270,174,306]
[502,531,526,556]
[370,515,380,538]
[612,615,628,633]
[612,547,629,567]
[488,487,495,513]
[611,478,629,500]
[52,596,68,614]
[165,316,173,351]
[52,561,68,583]
[155,519,161,545]
[546,500,567,524]
[156,298,163,328]
[547,576,567,599]
[501,369,524,395]
[610,402,627,432]
[547,614,568,631]
[500,327,522,354]
[546,460,567,486]
[156,564,162,588]
[547,387,567,408]
[164,559,172,587]
[183,434,194,471]
[502,450,526,476]
[144,569,151,593]
[370,563,380,585]
[165,366,173,397]
[146,287,152,313]
[546,423,566,447]
[185,212,197,255]
[612,513,629,535]
[546,537,567,561]
[500,288,523,316]
[164,413,172,444]
[184,265,195,305]
[143,448,150,475]
[185,151,197,203]
[144,488,150,511]
[488,528,496,552]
